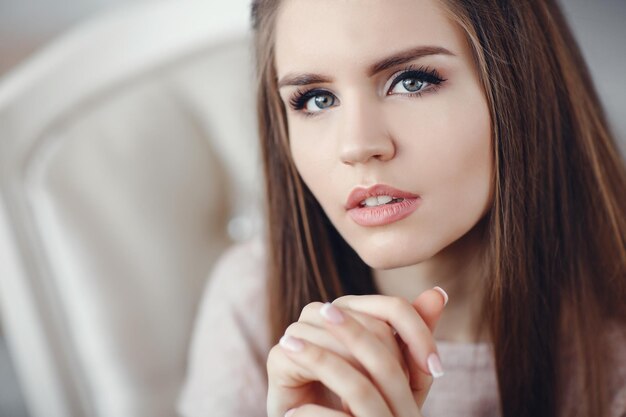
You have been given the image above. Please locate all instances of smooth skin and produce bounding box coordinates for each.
[268,0,494,414]
[267,290,447,416]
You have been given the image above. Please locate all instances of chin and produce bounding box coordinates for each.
[350,235,442,270]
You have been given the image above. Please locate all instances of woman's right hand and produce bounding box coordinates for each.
[266,288,447,416]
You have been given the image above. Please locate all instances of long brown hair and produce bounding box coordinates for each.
[251,1,626,416]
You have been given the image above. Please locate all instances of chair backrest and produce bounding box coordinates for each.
[0,1,262,416]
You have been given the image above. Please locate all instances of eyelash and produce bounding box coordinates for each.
[288,65,446,117]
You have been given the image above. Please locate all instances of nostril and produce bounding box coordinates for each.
[340,141,395,165]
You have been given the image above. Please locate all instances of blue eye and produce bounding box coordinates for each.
[307,93,335,111]
[387,66,445,96]
[392,78,426,93]
[289,89,337,114]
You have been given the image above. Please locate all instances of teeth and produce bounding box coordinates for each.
[363,197,379,207]
[362,195,395,207]
[377,196,393,205]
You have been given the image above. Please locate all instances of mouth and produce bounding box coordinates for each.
[345,184,421,227]
[345,184,419,210]
[359,195,406,207]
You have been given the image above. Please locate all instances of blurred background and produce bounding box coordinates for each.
[0,0,139,76]
[0,0,624,417]
[0,1,261,416]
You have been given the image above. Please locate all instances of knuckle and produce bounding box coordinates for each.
[306,344,326,364]
[371,320,395,341]
[332,295,354,306]
[284,322,301,335]
[346,324,370,346]
[388,296,412,318]
[299,302,323,321]
[347,378,373,401]
[266,345,283,369]
[389,297,412,312]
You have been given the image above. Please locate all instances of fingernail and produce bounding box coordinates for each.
[279,335,304,352]
[285,409,296,417]
[433,286,449,306]
[427,353,445,378]
[320,302,344,324]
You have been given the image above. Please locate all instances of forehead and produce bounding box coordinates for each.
[274,0,463,76]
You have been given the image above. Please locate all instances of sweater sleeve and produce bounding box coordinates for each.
[177,239,270,417]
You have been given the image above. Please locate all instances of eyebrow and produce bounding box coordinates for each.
[277,45,454,89]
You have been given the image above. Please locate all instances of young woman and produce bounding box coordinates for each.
[178,0,626,416]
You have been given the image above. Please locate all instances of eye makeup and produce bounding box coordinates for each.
[286,64,447,117]
[386,64,446,95]
[288,88,335,114]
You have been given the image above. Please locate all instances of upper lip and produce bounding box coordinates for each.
[345,184,420,210]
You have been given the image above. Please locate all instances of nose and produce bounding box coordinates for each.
[338,96,395,165]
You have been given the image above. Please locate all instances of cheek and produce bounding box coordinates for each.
[393,85,493,205]
[442,98,493,211]
[291,131,320,174]
[289,123,338,202]
[418,94,493,244]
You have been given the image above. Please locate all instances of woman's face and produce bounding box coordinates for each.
[275,0,493,269]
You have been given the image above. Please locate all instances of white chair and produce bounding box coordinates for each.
[0,1,262,416]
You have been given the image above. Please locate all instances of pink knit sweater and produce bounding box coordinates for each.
[178,239,626,417]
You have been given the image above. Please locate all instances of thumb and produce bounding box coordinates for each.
[412,286,448,332]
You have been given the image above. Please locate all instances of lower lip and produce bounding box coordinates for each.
[348,198,420,227]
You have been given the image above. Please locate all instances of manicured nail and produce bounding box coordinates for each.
[433,286,449,306]
[427,353,445,378]
[279,335,304,352]
[285,409,296,417]
[320,302,344,324]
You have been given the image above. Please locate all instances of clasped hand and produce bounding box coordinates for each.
[267,289,448,417]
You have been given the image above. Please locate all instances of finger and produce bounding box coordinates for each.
[284,321,369,376]
[332,294,443,379]
[412,287,448,332]
[319,303,421,417]
[286,404,350,417]
[267,341,343,416]
[299,303,398,346]
[278,335,394,417]
[297,303,405,372]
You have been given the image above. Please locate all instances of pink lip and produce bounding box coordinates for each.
[345,184,421,227]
